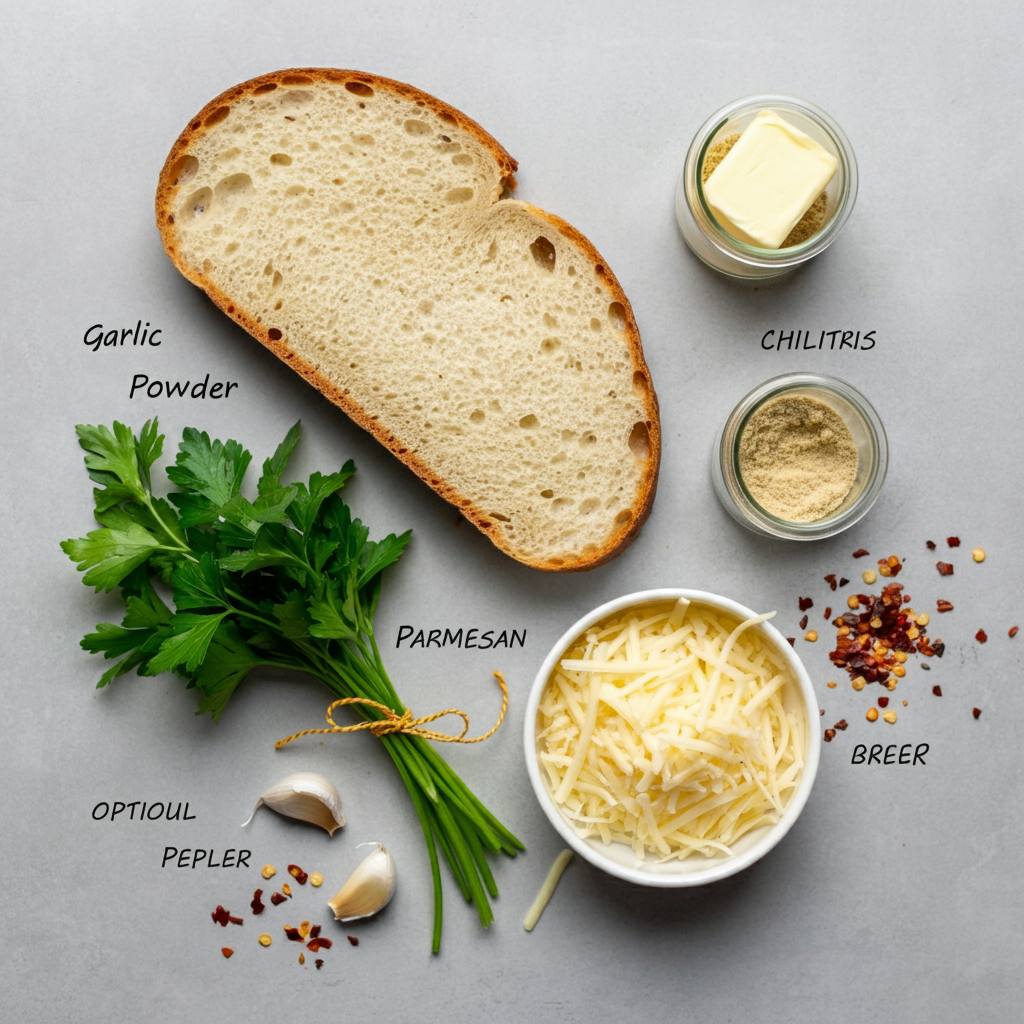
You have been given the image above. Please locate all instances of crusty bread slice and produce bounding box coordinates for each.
[156,69,660,571]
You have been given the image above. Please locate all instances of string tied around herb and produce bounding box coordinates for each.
[275,671,509,748]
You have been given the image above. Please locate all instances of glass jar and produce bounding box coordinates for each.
[712,373,887,540]
[675,95,858,280]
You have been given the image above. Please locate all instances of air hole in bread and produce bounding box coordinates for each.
[268,328,283,340]
[285,185,306,197]
[632,371,647,391]
[614,509,633,527]
[452,153,473,166]
[543,313,558,327]
[540,338,560,354]
[170,154,199,185]
[608,302,627,331]
[345,81,374,97]
[590,318,601,331]
[225,242,239,255]
[281,90,314,110]
[595,264,605,276]
[579,498,600,515]
[530,237,556,272]
[445,187,473,204]
[204,106,231,127]
[490,512,511,522]
[271,271,283,290]
[628,422,650,461]
[282,75,314,86]
[469,410,485,425]
[579,432,596,446]
[270,153,293,166]
[540,489,554,499]
[352,133,375,146]
[184,186,213,220]
[404,119,432,136]
[252,82,278,95]
[519,415,539,430]
[214,173,254,213]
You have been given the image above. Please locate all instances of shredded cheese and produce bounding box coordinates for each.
[523,849,574,931]
[536,598,807,863]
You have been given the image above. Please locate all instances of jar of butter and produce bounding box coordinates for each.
[675,95,857,279]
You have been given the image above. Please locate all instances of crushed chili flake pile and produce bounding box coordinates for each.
[209,864,356,967]
[828,573,939,687]
[812,541,1005,741]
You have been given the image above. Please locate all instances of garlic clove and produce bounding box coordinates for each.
[327,843,396,922]
[241,772,346,835]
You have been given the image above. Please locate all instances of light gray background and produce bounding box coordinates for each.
[2,1,1021,1021]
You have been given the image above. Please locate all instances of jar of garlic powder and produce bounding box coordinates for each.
[676,95,858,279]
[712,373,887,540]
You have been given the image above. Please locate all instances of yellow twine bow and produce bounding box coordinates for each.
[275,671,509,749]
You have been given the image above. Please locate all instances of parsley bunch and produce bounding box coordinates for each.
[61,420,521,951]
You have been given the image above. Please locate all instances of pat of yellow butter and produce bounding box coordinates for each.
[703,110,838,249]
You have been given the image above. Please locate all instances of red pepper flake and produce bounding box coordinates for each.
[972,708,982,719]
[284,927,303,942]
[820,709,825,716]
[852,549,870,558]
[839,577,849,587]
[251,890,265,915]
[936,600,954,613]
[946,537,960,547]
[307,937,333,952]
[834,719,849,731]
[877,697,889,708]
[221,947,234,959]
[211,905,243,927]
[799,614,808,630]
[288,864,309,885]
[932,685,942,696]
[799,596,814,611]
[315,959,324,970]
[270,892,288,906]
[347,935,360,947]
[936,562,954,576]
[309,924,322,939]
[933,642,945,658]
[1010,626,1019,638]
[926,540,936,550]
[823,729,836,742]
[824,606,832,619]
[787,637,795,646]
[976,629,988,643]
[824,574,838,591]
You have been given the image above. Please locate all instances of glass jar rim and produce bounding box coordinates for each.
[687,95,858,267]
[718,372,887,540]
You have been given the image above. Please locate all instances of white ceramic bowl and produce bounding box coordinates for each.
[523,589,821,886]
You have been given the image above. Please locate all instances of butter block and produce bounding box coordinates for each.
[703,110,838,249]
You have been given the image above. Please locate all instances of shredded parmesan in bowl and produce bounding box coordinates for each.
[534,596,809,865]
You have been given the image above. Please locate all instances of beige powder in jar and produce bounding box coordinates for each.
[738,395,857,522]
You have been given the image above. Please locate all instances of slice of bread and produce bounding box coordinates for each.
[156,69,660,571]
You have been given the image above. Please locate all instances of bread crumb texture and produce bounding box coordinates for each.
[157,70,659,571]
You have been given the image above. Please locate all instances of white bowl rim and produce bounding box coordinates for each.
[523,588,822,887]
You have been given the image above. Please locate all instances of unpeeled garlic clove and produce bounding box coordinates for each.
[327,843,396,922]
[241,772,346,835]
